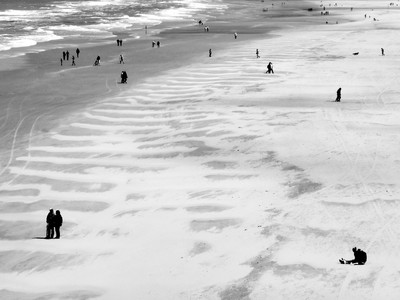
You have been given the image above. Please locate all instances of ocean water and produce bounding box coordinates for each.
[0,0,225,54]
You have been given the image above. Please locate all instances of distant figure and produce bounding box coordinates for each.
[120,39,123,46]
[66,50,69,61]
[97,56,100,64]
[198,20,203,25]
[46,209,55,239]
[152,41,156,48]
[340,247,367,265]
[157,41,160,48]
[119,54,124,64]
[54,210,63,239]
[353,52,359,55]
[94,55,101,66]
[121,71,128,84]
[256,49,260,58]
[60,58,63,66]
[364,13,367,18]
[266,62,274,74]
[76,48,80,58]
[234,32,238,39]
[71,55,76,66]
[209,48,212,57]
[335,87,341,102]
[62,51,66,61]
[117,39,120,46]
[381,48,385,56]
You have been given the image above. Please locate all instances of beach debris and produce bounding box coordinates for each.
[352,52,359,55]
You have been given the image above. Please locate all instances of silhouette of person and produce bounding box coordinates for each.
[54,210,63,239]
[46,209,55,239]
[71,55,76,66]
[60,58,63,66]
[381,48,385,56]
[209,49,212,57]
[66,50,69,61]
[234,32,238,39]
[157,41,160,48]
[340,247,367,265]
[335,87,341,102]
[256,49,260,58]
[120,39,123,46]
[62,51,66,61]
[121,71,128,83]
[152,41,156,48]
[266,62,274,74]
[117,39,120,46]
[97,56,101,65]
[76,48,80,58]
[119,54,124,64]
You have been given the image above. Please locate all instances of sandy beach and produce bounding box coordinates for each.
[1,0,400,299]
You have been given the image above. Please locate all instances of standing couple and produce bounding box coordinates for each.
[46,209,63,239]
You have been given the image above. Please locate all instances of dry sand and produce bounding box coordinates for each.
[1,0,400,299]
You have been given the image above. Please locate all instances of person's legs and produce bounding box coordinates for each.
[46,225,50,238]
[55,226,60,239]
[50,227,54,238]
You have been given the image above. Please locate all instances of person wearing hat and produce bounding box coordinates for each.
[339,247,367,265]
[46,209,55,239]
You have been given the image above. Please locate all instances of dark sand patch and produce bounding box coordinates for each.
[190,219,241,232]
[222,135,261,142]
[0,200,109,213]
[206,130,233,137]
[287,178,322,198]
[220,284,251,300]
[126,193,146,201]
[0,220,74,240]
[189,242,212,256]
[0,289,101,300]
[173,130,209,138]
[0,250,86,273]
[0,189,40,197]
[281,163,304,172]
[202,161,238,170]
[186,205,231,213]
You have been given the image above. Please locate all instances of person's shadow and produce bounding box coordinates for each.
[33,237,48,239]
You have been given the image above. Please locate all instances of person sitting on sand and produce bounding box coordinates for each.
[266,62,274,74]
[93,55,101,66]
[340,247,367,265]
[46,209,55,239]
[54,210,63,239]
[335,87,341,102]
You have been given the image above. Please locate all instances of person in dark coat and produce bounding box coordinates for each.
[46,209,55,239]
[54,210,63,239]
[121,71,128,83]
[76,48,80,58]
[266,62,274,74]
[66,50,69,61]
[340,247,367,265]
[63,51,66,61]
[335,87,341,102]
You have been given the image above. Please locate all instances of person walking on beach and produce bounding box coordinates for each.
[234,32,238,39]
[152,41,156,48]
[62,51,66,61]
[157,41,160,48]
[71,55,76,66]
[117,39,120,46]
[335,87,341,102]
[381,48,385,56]
[46,209,55,239]
[66,50,69,61]
[76,48,80,58]
[54,210,63,239]
[119,54,124,64]
[121,71,128,84]
[256,49,260,58]
[209,48,212,57]
[339,247,367,265]
[266,62,274,74]
[120,39,123,46]
[60,58,63,66]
